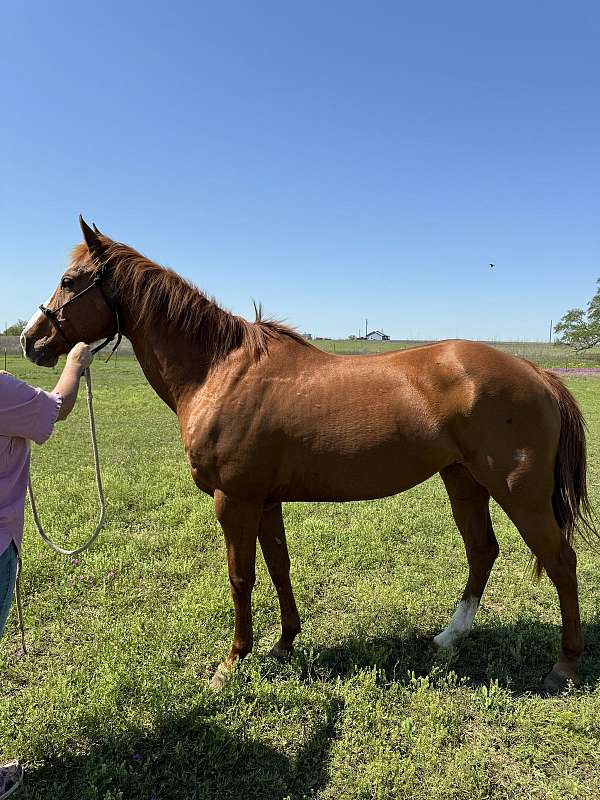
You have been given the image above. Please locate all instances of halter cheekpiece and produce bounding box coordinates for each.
[38,262,123,359]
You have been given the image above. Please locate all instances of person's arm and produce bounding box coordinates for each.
[52,343,94,421]
[0,343,95,443]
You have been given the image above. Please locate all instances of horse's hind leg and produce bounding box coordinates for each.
[258,501,301,657]
[501,503,582,689]
[434,464,499,648]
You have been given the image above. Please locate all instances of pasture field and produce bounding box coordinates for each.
[1,353,599,800]
[3,336,600,369]
[312,338,600,368]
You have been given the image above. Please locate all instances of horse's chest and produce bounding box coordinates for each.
[179,401,254,489]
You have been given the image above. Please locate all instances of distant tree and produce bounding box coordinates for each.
[2,319,27,336]
[554,279,600,350]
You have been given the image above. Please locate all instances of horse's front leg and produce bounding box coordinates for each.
[210,490,262,689]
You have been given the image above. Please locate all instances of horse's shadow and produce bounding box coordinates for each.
[19,621,600,799]
[20,696,343,800]
[297,617,600,694]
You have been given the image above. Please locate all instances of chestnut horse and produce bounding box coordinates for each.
[22,217,595,690]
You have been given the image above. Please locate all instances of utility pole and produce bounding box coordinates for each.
[365,318,368,339]
[549,319,553,344]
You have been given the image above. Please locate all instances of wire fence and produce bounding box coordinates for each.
[312,338,600,368]
[3,335,600,370]
[0,335,136,356]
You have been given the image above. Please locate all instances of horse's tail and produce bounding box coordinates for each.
[536,368,597,575]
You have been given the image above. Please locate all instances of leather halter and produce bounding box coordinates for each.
[38,263,123,359]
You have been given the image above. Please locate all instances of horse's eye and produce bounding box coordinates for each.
[61,277,74,289]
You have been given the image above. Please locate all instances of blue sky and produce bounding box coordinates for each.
[2,1,599,340]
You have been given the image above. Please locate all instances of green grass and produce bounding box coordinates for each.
[1,355,600,800]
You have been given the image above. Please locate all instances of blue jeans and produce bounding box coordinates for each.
[0,543,18,640]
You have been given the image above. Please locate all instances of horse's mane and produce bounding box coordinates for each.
[70,241,310,361]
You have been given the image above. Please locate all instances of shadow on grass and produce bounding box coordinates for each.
[20,697,343,800]
[302,618,600,695]
[18,621,600,798]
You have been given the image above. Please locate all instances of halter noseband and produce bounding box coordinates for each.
[39,263,123,359]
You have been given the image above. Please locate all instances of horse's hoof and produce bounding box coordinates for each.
[269,643,292,660]
[209,662,231,690]
[542,668,573,694]
[433,630,454,650]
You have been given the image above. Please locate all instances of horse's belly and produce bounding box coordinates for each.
[273,440,455,502]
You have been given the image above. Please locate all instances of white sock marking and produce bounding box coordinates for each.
[433,596,479,649]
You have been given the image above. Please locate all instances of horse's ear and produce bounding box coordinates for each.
[79,215,106,260]
[92,223,102,235]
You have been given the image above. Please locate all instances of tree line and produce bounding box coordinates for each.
[2,320,27,336]
[553,278,600,350]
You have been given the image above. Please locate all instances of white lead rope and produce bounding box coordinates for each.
[28,367,106,555]
[15,367,106,653]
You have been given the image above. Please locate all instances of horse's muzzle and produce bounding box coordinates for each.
[24,337,59,368]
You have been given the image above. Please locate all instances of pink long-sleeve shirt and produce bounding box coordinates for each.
[0,373,62,555]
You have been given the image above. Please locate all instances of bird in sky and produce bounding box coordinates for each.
[489,263,495,268]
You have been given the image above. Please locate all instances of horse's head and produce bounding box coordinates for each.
[22,217,119,367]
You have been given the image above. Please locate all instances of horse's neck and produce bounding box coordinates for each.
[123,331,167,411]
[123,307,240,413]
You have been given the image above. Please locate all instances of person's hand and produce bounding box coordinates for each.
[66,343,94,373]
